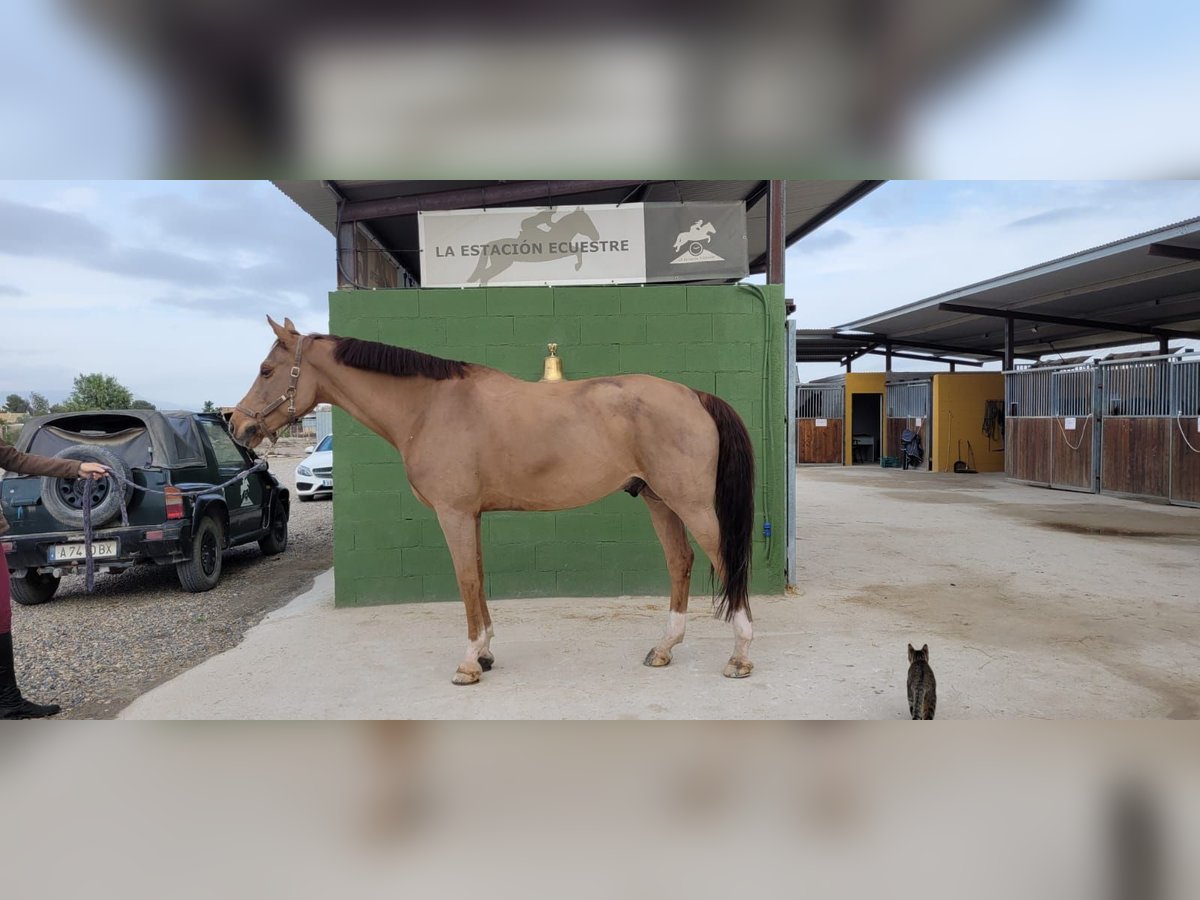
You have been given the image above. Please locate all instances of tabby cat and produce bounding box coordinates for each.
[907,643,937,720]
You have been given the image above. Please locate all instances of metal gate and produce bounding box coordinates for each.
[796,383,844,464]
[1169,355,1200,507]
[885,380,931,469]
[1004,363,1098,491]
[1098,357,1171,501]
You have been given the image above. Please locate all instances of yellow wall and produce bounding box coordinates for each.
[931,373,1006,472]
[843,373,887,465]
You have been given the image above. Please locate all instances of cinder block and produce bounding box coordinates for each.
[331,291,420,319]
[452,316,514,346]
[419,290,486,318]
[687,285,754,314]
[554,287,621,316]
[535,542,599,571]
[686,342,755,372]
[566,344,620,376]
[712,314,762,343]
[514,316,582,347]
[620,343,686,372]
[403,545,454,575]
[557,569,623,596]
[353,575,423,605]
[487,288,556,317]
[335,318,381,341]
[482,543,535,574]
[378,318,447,349]
[485,345,542,379]
[353,520,423,550]
[554,513,624,543]
[489,512,557,544]
[646,314,712,343]
[581,317,646,345]
[621,285,686,314]
[342,548,404,579]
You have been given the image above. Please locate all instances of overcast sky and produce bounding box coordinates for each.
[2,179,1199,408]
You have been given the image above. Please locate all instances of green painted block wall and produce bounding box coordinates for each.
[329,284,787,606]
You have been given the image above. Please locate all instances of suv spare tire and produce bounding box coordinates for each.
[40,445,134,528]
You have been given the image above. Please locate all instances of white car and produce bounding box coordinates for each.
[295,434,333,500]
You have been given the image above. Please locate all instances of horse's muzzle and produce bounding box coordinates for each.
[231,419,262,448]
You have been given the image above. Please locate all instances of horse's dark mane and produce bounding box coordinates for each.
[329,335,470,381]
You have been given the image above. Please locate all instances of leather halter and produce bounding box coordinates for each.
[235,335,308,442]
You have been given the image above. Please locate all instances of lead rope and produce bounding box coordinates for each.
[76,460,267,593]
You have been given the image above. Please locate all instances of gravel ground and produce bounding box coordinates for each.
[6,438,333,719]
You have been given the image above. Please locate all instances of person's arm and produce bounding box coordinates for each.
[0,439,102,479]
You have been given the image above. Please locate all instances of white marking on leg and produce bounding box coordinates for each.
[664,611,687,647]
[732,608,752,661]
[462,630,490,668]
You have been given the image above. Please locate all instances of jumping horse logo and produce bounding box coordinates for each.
[468,208,600,286]
[671,219,724,265]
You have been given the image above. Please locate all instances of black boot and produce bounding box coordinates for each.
[0,632,61,719]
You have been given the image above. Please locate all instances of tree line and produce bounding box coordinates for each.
[3,373,218,416]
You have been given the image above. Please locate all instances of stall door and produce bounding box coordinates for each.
[1170,356,1200,507]
[796,384,844,464]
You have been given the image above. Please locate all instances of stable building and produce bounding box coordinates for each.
[819,217,1200,507]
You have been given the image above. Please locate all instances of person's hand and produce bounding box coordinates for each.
[78,462,110,480]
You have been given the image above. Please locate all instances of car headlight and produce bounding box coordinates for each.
[297,465,313,477]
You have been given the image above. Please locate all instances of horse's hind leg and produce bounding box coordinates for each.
[642,495,694,668]
[436,509,492,685]
[671,501,753,679]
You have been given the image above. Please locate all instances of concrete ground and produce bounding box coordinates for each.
[120,468,1200,719]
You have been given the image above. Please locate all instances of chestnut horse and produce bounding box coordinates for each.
[230,317,755,685]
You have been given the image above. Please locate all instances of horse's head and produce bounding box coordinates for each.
[558,208,599,241]
[229,316,320,448]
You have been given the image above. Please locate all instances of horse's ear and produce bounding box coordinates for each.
[283,317,298,333]
[267,316,293,345]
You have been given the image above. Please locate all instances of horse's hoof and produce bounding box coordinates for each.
[722,658,753,679]
[452,665,482,686]
[643,648,672,668]
[478,653,494,672]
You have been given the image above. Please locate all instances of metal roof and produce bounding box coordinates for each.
[839,217,1200,359]
[793,328,996,367]
[274,180,881,286]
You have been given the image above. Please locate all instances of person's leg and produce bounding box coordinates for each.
[0,549,61,719]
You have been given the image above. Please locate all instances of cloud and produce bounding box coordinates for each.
[153,292,317,321]
[0,284,27,296]
[1005,206,1095,229]
[0,188,333,306]
[790,228,854,254]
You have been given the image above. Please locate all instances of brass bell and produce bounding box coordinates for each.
[540,343,565,382]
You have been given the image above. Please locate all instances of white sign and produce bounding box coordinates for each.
[1064,417,1077,430]
[915,417,923,427]
[418,202,747,288]
[815,418,828,427]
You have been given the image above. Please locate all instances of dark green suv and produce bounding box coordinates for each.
[1,410,289,604]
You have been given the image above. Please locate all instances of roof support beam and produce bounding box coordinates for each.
[1148,243,1200,262]
[830,332,1004,359]
[339,180,653,222]
[937,301,1200,340]
[870,349,984,368]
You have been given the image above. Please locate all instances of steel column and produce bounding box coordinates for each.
[767,180,786,286]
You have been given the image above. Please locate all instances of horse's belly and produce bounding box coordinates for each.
[482,460,630,512]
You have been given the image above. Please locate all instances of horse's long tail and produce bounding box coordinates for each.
[697,392,754,622]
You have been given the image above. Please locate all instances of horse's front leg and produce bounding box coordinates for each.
[435,508,492,685]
